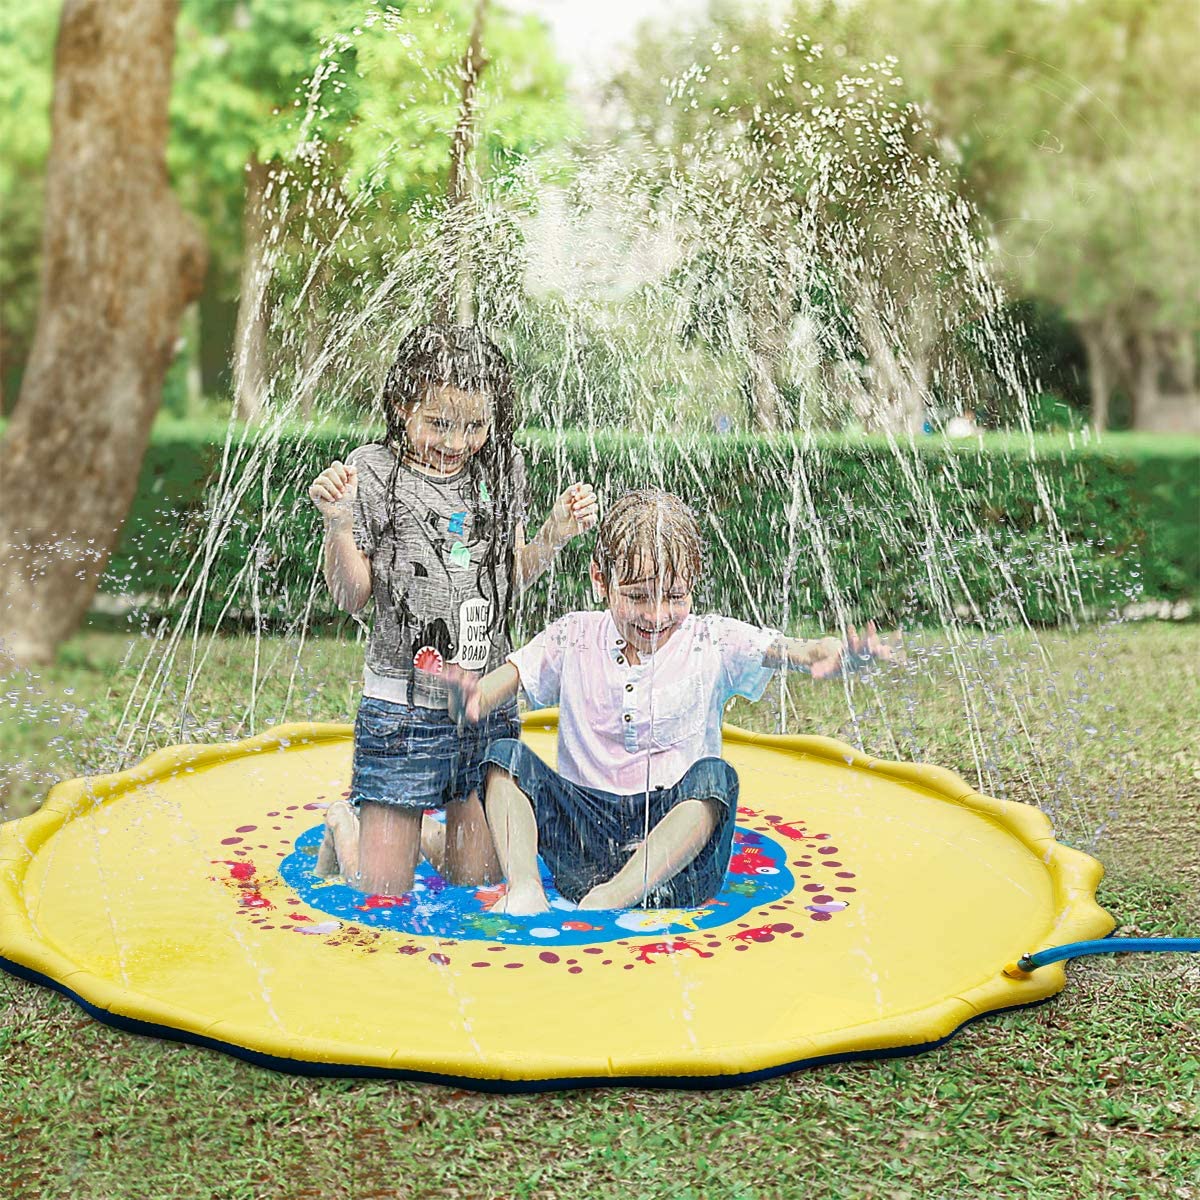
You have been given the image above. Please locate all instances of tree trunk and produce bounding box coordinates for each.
[746,352,783,432]
[183,303,204,416]
[447,0,489,210]
[232,155,271,424]
[1079,321,1111,433]
[1131,327,1161,431]
[438,0,489,326]
[0,0,206,667]
[858,306,928,434]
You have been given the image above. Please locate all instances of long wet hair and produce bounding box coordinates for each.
[377,323,519,645]
[593,489,704,593]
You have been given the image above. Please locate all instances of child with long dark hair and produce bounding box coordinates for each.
[308,324,596,896]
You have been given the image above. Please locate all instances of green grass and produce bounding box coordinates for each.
[2,621,1198,1199]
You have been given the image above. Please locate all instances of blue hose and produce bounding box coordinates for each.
[1016,937,1200,974]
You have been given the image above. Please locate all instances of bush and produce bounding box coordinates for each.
[104,421,1199,631]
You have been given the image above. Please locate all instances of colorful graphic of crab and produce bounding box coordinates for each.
[769,821,810,842]
[728,923,793,944]
[632,938,712,964]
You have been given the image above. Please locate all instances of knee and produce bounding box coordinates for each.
[483,736,524,780]
[680,758,739,808]
[674,796,721,839]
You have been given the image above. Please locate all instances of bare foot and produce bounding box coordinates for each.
[314,826,339,878]
[420,815,447,875]
[490,884,550,916]
[318,798,360,881]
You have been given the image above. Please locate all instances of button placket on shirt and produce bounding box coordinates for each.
[614,639,642,752]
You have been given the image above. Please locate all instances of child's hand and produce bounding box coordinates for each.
[810,623,903,679]
[550,483,598,542]
[847,622,904,665]
[438,663,483,728]
[809,637,848,679]
[309,462,357,526]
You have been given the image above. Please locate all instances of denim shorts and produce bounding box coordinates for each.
[480,739,739,908]
[350,697,520,811]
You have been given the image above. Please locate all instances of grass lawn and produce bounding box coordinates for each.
[1,620,1197,1199]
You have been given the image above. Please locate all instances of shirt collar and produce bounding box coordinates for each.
[602,611,628,662]
[601,611,695,665]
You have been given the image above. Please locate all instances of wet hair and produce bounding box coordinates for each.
[376,323,519,644]
[593,489,703,591]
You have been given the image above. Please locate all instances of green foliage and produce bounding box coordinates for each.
[170,0,578,289]
[613,0,1200,427]
[104,423,1199,632]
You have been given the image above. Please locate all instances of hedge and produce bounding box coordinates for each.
[103,421,1198,633]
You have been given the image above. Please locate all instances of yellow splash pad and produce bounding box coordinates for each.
[0,713,1112,1090]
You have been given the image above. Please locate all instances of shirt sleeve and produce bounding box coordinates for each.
[710,615,780,703]
[348,445,382,557]
[506,613,573,709]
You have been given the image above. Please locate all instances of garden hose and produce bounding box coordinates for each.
[1004,937,1200,979]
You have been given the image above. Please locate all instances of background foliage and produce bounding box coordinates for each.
[104,423,1197,634]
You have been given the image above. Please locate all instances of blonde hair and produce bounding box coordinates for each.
[593,489,703,588]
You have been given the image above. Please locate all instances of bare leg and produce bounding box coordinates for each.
[420,815,447,876]
[315,798,360,880]
[483,767,549,915]
[357,803,423,896]
[578,799,719,910]
[442,790,503,887]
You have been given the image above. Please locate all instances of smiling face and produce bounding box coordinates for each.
[399,385,492,476]
[591,560,696,661]
[590,489,704,662]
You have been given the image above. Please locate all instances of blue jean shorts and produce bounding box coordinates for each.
[480,739,739,908]
[350,697,520,811]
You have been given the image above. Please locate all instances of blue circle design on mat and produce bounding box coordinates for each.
[279,825,793,946]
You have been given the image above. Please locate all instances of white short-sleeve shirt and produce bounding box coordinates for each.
[507,611,779,795]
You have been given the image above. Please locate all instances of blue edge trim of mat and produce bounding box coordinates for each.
[1,952,1063,1094]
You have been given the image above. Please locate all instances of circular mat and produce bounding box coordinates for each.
[0,713,1112,1089]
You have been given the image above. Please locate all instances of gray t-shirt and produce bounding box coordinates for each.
[348,442,528,708]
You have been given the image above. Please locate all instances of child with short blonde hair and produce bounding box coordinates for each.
[442,488,897,914]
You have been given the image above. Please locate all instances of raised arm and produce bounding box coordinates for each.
[309,462,372,613]
[763,622,902,679]
[514,483,598,592]
[761,634,845,674]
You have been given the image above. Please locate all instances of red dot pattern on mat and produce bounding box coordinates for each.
[212,805,856,977]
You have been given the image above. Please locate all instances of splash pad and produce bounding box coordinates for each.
[0,711,1111,1090]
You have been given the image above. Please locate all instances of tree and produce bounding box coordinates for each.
[609,5,995,434]
[0,0,206,666]
[170,0,576,421]
[611,0,1199,432]
[878,0,1199,430]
